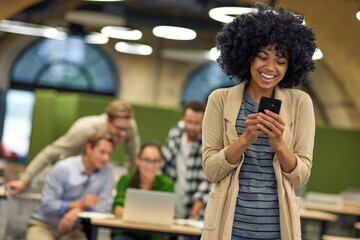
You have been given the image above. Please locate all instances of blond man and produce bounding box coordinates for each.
[26,131,115,240]
[8,100,140,194]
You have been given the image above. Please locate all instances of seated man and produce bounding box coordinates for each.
[8,100,140,194]
[26,131,115,240]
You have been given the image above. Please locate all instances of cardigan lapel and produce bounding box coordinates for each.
[274,86,294,147]
[223,83,246,145]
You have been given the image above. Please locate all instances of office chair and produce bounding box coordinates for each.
[3,188,42,240]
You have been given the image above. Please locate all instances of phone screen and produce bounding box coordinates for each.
[258,97,282,114]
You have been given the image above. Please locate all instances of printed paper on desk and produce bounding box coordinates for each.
[174,218,204,229]
[77,212,115,219]
[305,191,344,207]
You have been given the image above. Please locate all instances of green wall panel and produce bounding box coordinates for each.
[28,90,360,194]
[28,90,57,161]
[307,125,360,193]
[28,90,182,167]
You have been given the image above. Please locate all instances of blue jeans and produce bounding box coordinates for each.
[231,236,280,240]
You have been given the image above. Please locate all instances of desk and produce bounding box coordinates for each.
[322,235,360,240]
[300,209,338,240]
[85,218,202,240]
[306,201,360,239]
[306,201,360,216]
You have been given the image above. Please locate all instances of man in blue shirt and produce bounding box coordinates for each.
[26,131,115,240]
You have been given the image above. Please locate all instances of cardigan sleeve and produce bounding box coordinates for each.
[202,90,240,184]
[282,93,315,187]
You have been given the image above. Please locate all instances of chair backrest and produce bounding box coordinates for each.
[4,188,42,240]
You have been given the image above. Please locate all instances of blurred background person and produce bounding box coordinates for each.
[26,131,115,240]
[7,100,140,194]
[113,140,173,240]
[161,100,211,220]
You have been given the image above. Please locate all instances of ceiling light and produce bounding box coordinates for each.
[209,7,256,23]
[312,48,323,60]
[0,20,63,38]
[85,32,109,44]
[101,26,142,40]
[152,26,196,40]
[356,11,360,21]
[115,42,153,55]
[162,49,212,63]
[209,47,220,61]
[209,47,321,61]
[65,10,125,27]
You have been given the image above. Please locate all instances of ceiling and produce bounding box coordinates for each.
[1,0,360,128]
[7,0,230,32]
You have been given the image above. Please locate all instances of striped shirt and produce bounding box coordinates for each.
[232,88,281,239]
[161,120,211,219]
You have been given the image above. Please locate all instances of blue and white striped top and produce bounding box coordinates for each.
[232,88,281,239]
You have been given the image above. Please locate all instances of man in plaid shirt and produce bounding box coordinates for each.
[162,100,211,220]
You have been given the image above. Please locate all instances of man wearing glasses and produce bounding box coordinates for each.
[162,100,211,221]
[8,100,140,195]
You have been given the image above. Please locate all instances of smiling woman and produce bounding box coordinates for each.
[201,3,317,240]
[248,45,289,101]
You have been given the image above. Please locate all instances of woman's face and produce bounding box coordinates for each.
[249,45,289,97]
[136,146,163,179]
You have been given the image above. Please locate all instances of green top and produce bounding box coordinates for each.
[112,171,175,240]
[113,171,174,208]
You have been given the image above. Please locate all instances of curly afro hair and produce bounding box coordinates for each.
[216,3,317,88]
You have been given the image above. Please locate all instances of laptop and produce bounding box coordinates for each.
[123,188,176,226]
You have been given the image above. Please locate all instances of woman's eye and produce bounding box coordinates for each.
[277,61,287,65]
[257,56,267,60]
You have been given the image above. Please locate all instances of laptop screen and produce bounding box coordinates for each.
[123,188,176,226]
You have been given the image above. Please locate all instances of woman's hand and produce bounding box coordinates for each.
[113,206,124,217]
[243,113,265,145]
[256,110,285,150]
[256,109,296,173]
[226,113,263,164]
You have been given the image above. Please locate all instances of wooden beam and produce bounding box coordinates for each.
[0,0,43,20]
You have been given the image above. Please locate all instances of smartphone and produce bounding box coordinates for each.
[258,96,282,114]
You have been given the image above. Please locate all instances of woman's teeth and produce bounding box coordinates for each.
[260,73,275,79]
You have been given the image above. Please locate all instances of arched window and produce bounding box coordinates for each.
[181,61,235,105]
[10,36,117,95]
[1,36,118,163]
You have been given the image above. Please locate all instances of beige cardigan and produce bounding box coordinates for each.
[201,82,315,240]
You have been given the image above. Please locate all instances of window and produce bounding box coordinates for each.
[2,89,34,163]
[10,36,117,95]
[181,61,235,105]
[2,36,119,163]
